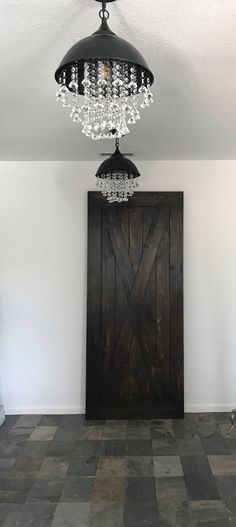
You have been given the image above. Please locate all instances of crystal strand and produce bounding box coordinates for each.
[69,65,78,92]
[82,62,92,136]
[61,70,70,108]
[139,70,148,109]
[71,63,81,122]
[146,76,154,105]
[128,66,137,124]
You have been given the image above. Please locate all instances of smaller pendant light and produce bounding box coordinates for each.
[96,139,140,203]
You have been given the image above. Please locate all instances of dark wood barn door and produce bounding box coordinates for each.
[86,192,183,419]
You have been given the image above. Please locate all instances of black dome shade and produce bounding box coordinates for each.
[96,144,141,179]
[55,19,154,94]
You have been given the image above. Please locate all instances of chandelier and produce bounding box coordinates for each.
[96,140,140,203]
[55,0,154,140]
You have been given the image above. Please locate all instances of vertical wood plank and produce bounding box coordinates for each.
[116,207,129,402]
[156,207,170,400]
[129,207,143,403]
[170,199,184,414]
[86,194,102,417]
[100,207,116,405]
[142,207,155,400]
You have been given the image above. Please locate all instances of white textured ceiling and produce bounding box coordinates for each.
[1,0,236,160]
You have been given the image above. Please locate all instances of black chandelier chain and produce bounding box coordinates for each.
[99,1,110,20]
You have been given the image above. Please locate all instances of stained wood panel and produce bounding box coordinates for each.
[86,192,184,419]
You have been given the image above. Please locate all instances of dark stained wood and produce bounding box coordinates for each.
[170,202,184,410]
[86,192,184,420]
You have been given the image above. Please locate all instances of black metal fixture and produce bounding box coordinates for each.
[96,139,140,202]
[55,0,154,140]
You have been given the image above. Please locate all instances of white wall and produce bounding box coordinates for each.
[0,161,236,414]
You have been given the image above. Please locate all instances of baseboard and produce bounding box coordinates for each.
[4,403,235,416]
[5,406,86,416]
[185,404,235,413]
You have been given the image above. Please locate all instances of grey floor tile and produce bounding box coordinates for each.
[0,503,24,527]
[127,440,152,456]
[159,503,194,527]
[228,439,236,454]
[126,476,156,501]
[181,455,212,476]
[27,478,65,503]
[61,415,85,428]
[190,500,230,523]
[88,502,124,527]
[102,423,127,440]
[177,437,204,455]
[155,478,195,525]
[0,479,34,503]
[103,440,128,457]
[127,456,154,477]
[61,477,95,502]
[0,458,16,478]
[20,442,50,459]
[8,428,34,440]
[184,474,221,501]
[12,458,43,479]
[173,416,198,439]
[127,421,150,439]
[13,416,41,429]
[156,476,188,502]
[201,432,231,455]
[124,501,160,527]
[150,422,174,441]
[0,440,26,459]
[194,413,216,426]
[52,502,91,527]
[39,416,63,427]
[16,502,56,526]
[154,456,183,478]
[67,456,98,477]
[181,455,220,500]
[53,426,79,443]
[75,441,104,457]
[216,476,236,515]
[152,437,178,456]
[29,427,57,442]
[84,419,105,426]
[197,424,219,438]
[78,426,104,441]
[196,520,232,527]
[47,441,75,458]
[38,458,69,479]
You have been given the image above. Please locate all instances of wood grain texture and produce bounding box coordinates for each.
[86,192,184,420]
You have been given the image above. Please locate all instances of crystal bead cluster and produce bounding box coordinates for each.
[96,173,139,203]
[56,60,154,140]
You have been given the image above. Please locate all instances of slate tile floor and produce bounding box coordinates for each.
[0,413,235,526]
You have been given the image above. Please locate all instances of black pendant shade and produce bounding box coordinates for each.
[55,18,154,94]
[96,144,140,180]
